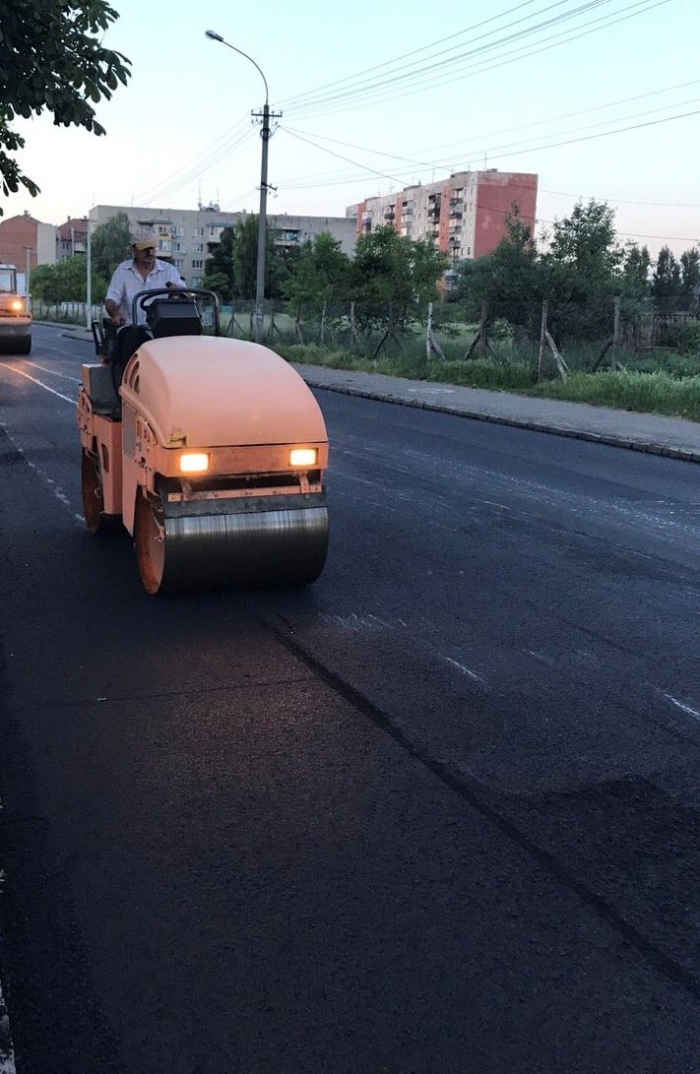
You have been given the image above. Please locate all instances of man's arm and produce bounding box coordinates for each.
[105,265,126,325]
[104,298,124,325]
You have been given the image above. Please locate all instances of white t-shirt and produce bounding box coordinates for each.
[105,258,185,325]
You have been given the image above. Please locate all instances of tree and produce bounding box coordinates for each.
[454,207,541,337]
[0,1,131,212]
[30,255,106,303]
[282,233,351,319]
[203,226,235,300]
[651,246,681,299]
[90,211,132,280]
[540,199,623,339]
[680,247,700,299]
[350,226,447,335]
[231,215,267,300]
[621,243,651,298]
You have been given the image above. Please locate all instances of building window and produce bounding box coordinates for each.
[193,243,204,253]
[192,228,204,237]
[192,276,203,286]
[192,259,204,269]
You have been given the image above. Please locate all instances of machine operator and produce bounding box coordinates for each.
[105,238,184,327]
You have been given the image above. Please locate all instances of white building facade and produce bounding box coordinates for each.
[89,205,358,286]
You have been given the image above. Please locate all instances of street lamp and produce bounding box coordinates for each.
[86,217,92,330]
[21,246,32,307]
[205,29,274,345]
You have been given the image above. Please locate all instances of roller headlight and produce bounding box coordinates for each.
[289,448,317,468]
[10,299,23,312]
[179,452,209,474]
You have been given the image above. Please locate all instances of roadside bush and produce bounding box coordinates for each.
[658,320,700,356]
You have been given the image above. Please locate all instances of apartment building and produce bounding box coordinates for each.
[347,169,538,267]
[89,204,358,285]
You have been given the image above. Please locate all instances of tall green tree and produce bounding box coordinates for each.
[540,199,623,338]
[455,208,541,336]
[231,214,277,300]
[680,247,700,299]
[203,226,235,300]
[31,255,106,303]
[282,233,351,319]
[0,1,131,212]
[350,226,447,334]
[90,211,132,280]
[621,242,651,298]
[651,246,681,299]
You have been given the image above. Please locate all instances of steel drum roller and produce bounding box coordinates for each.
[135,491,328,595]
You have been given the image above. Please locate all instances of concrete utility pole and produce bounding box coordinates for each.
[22,246,32,307]
[86,221,92,330]
[253,100,271,345]
[205,30,281,344]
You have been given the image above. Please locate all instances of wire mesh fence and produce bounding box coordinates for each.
[33,294,700,377]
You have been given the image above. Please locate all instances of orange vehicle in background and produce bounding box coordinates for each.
[0,263,32,355]
[77,289,329,595]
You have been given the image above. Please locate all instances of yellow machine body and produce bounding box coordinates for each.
[0,264,31,355]
[78,335,329,594]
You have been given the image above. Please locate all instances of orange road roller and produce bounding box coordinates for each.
[78,289,329,595]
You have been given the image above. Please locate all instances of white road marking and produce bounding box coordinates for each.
[476,498,511,511]
[0,421,78,519]
[662,693,700,722]
[25,361,81,383]
[441,655,485,682]
[1,365,74,404]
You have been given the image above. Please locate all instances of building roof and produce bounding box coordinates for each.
[57,217,88,240]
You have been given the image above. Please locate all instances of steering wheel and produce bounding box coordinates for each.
[136,286,190,314]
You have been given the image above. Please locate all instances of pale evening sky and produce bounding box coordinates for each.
[6,0,700,259]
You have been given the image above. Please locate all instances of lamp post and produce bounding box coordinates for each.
[22,246,32,310]
[86,218,92,330]
[206,30,276,345]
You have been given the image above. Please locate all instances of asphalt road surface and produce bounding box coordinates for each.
[1,325,700,1074]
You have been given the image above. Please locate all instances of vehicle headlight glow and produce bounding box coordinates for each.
[10,299,23,311]
[179,452,209,474]
[289,448,317,467]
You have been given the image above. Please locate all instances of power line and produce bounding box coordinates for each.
[133,116,252,204]
[286,0,669,121]
[280,79,700,186]
[277,100,700,196]
[281,0,612,111]
[275,0,543,107]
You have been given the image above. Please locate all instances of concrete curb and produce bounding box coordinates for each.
[37,321,700,465]
[299,378,700,466]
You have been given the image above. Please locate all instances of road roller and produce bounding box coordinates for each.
[78,289,329,594]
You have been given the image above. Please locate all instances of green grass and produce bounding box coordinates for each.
[526,370,700,421]
[277,339,700,422]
